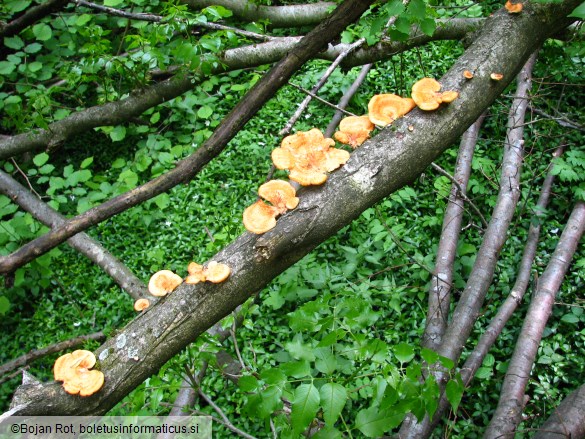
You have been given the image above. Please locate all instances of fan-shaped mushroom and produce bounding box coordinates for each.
[243,200,280,234]
[54,350,104,397]
[148,270,183,297]
[368,94,416,126]
[411,78,459,111]
[505,1,522,13]
[272,128,350,186]
[133,298,150,311]
[334,116,375,148]
[258,180,299,214]
[204,261,231,283]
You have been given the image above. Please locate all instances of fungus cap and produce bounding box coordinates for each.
[334,116,374,148]
[54,350,104,397]
[204,261,231,283]
[134,298,150,312]
[148,270,183,297]
[463,70,474,79]
[258,180,299,213]
[243,200,279,234]
[185,262,205,284]
[272,129,349,186]
[412,78,458,111]
[490,73,504,81]
[368,94,415,126]
[505,1,522,13]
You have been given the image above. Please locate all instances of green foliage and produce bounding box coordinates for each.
[551,150,585,201]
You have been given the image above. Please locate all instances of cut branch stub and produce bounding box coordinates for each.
[368,94,416,127]
[411,78,459,111]
[271,128,350,186]
[334,115,375,148]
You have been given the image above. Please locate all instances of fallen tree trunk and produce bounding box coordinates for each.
[5,0,580,417]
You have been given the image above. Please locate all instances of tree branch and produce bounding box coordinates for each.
[534,383,585,439]
[484,201,585,438]
[4,1,579,416]
[0,0,69,39]
[0,170,148,300]
[399,49,538,438]
[0,18,480,160]
[423,114,485,351]
[0,332,105,377]
[182,0,335,28]
[0,0,377,276]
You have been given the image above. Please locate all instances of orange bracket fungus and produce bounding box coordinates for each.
[334,115,375,148]
[411,78,459,111]
[133,298,150,312]
[258,179,300,213]
[463,70,474,79]
[148,270,183,297]
[505,1,523,13]
[185,261,231,284]
[271,128,350,186]
[243,180,299,234]
[54,350,104,397]
[367,94,416,127]
[490,73,504,81]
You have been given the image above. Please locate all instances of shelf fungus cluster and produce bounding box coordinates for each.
[272,128,350,186]
[185,261,232,284]
[411,78,459,111]
[54,350,104,397]
[135,262,231,310]
[243,78,459,234]
[243,180,299,234]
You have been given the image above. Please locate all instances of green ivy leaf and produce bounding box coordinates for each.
[0,61,17,75]
[197,105,213,119]
[319,383,347,426]
[80,157,94,169]
[394,343,415,363]
[569,2,585,18]
[33,153,49,166]
[104,0,124,6]
[110,125,127,142]
[355,407,402,437]
[291,383,320,436]
[28,61,43,73]
[4,36,24,50]
[0,296,10,315]
[32,23,52,41]
[446,375,464,413]
[419,17,436,37]
[238,375,259,392]
[7,0,31,13]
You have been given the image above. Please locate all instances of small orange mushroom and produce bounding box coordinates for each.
[334,115,375,148]
[505,1,522,13]
[204,261,231,283]
[258,180,299,214]
[148,270,183,297]
[54,350,104,397]
[490,73,504,81]
[463,70,474,79]
[185,262,205,284]
[272,128,349,186]
[368,94,416,127]
[411,78,459,111]
[133,298,150,312]
[243,200,280,234]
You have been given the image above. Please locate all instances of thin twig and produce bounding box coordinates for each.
[197,389,259,439]
[0,332,105,377]
[431,162,488,229]
[287,84,358,118]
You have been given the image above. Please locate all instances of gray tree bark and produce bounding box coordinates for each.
[534,383,585,439]
[4,0,580,418]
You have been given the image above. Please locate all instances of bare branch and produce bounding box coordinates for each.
[182,0,335,28]
[76,0,272,41]
[198,389,258,439]
[325,64,372,137]
[0,0,69,39]
[534,383,585,439]
[399,50,539,439]
[0,332,105,377]
[0,170,148,300]
[0,18,479,160]
[423,114,485,351]
[484,201,585,438]
[0,0,376,276]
